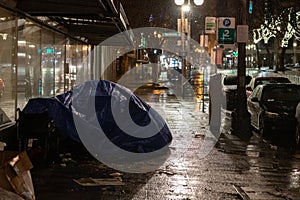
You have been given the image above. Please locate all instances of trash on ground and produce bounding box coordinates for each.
[109,172,122,177]
[156,169,176,176]
[192,131,205,139]
[0,151,35,200]
[0,187,24,200]
[294,154,300,159]
[0,142,6,151]
[73,177,125,186]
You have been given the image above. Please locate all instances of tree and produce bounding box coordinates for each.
[251,0,299,70]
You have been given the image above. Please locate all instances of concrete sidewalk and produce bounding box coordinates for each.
[30,93,300,200]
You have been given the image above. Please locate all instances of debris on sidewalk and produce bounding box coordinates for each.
[73,177,125,186]
[0,151,35,200]
[156,165,176,176]
[0,142,6,151]
[233,184,250,200]
[0,187,24,200]
[294,154,300,159]
[156,169,176,176]
[192,131,205,139]
[109,172,122,177]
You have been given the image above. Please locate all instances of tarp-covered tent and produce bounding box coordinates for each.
[22,80,172,153]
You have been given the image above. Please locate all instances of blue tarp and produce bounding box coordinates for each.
[22,80,172,153]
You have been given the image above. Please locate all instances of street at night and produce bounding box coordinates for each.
[0,0,300,199]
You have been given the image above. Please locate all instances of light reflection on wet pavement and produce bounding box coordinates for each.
[126,86,300,200]
[31,84,300,200]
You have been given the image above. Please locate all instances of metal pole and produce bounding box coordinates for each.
[234,1,251,138]
[181,7,186,97]
[181,7,186,78]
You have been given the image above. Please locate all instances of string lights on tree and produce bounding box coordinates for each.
[253,8,300,48]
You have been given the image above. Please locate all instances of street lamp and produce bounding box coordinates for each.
[174,0,204,80]
[193,0,204,6]
[175,0,204,6]
[182,5,191,12]
[174,0,185,5]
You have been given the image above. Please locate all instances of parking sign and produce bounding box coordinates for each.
[217,17,235,44]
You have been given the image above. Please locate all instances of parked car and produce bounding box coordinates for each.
[247,83,300,150]
[246,75,291,97]
[295,103,300,148]
[222,75,252,111]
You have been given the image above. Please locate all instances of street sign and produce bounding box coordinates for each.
[217,17,235,44]
[218,28,235,44]
[205,17,216,34]
[162,32,181,38]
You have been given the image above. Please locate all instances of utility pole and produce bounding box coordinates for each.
[232,0,251,139]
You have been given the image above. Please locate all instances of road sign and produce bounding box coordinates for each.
[217,17,235,44]
[218,28,235,44]
[218,17,235,29]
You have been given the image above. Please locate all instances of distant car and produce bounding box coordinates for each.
[0,78,4,97]
[222,75,252,111]
[246,75,291,97]
[284,63,294,68]
[247,83,300,150]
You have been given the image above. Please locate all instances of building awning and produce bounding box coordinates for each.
[13,0,133,45]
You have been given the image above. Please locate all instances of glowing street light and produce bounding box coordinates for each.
[175,0,204,6]
[182,5,191,12]
[174,0,204,81]
[193,0,204,6]
[174,0,185,5]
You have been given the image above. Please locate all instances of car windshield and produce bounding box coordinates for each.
[262,86,300,102]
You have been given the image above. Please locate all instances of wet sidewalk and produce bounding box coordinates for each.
[31,92,300,200]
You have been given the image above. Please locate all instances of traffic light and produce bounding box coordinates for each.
[232,50,238,57]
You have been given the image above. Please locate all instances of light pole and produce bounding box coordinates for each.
[233,0,251,139]
[174,0,204,83]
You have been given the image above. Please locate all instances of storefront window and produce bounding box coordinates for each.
[23,22,42,99]
[40,29,55,97]
[54,33,66,95]
[65,42,90,89]
[0,9,17,123]
[0,8,90,123]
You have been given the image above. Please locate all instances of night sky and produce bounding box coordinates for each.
[119,0,214,40]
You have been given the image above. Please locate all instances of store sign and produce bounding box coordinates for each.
[162,32,181,38]
[205,17,216,34]
[217,17,235,44]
